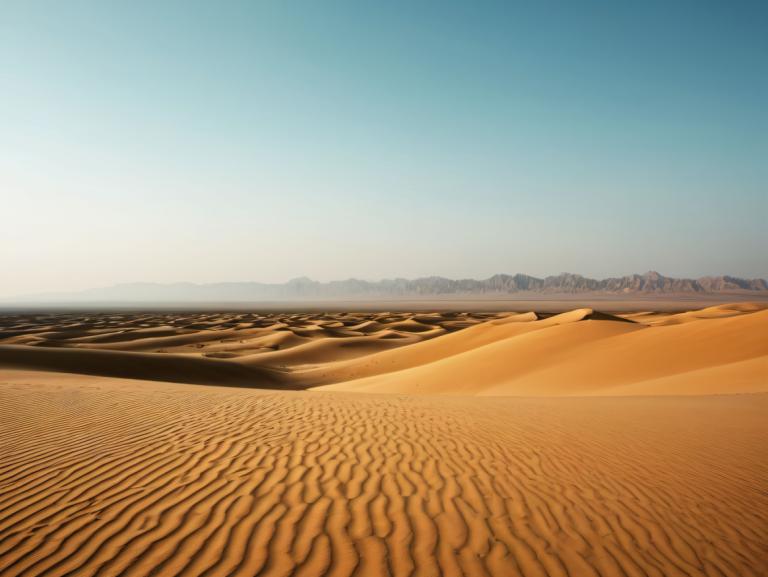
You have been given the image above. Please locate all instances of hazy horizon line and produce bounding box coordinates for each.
[5,270,768,304]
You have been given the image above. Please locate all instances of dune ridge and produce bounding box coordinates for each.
[317,306,768,396]
[0,311,495,392]
[0,304,766,396]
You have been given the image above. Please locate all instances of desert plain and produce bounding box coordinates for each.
[0,302,766,576]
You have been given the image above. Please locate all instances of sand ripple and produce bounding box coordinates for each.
[0,381,765,577]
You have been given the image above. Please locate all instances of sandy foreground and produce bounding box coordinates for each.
[0,303,767,576]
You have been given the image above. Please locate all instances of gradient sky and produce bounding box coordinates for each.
[2,0,767,297]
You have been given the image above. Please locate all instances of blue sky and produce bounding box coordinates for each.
[1,0,766,296]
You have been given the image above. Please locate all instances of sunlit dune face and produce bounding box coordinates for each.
[1,303,766,396]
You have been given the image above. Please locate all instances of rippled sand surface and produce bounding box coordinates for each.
[0,303,766,576]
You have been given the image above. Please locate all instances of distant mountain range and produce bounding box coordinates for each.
[8,272,768,303]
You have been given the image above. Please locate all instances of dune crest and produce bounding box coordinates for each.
[1,304,766,396]
[316,304,767,396]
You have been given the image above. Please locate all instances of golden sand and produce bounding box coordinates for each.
[0,303,766,576]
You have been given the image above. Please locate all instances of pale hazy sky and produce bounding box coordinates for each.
[2,1,767,297]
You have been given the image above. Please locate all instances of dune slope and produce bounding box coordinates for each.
[318,307,768,395]
[0,344,290,389]
[0,377,766,577]
[0,304,766,396]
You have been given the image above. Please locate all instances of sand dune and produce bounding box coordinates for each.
[0,304,766,396]
[0,376,765,577]
[319,306,768,396]
[0,344,291,389]
[0,311,499,390]
[1,303,766,576]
